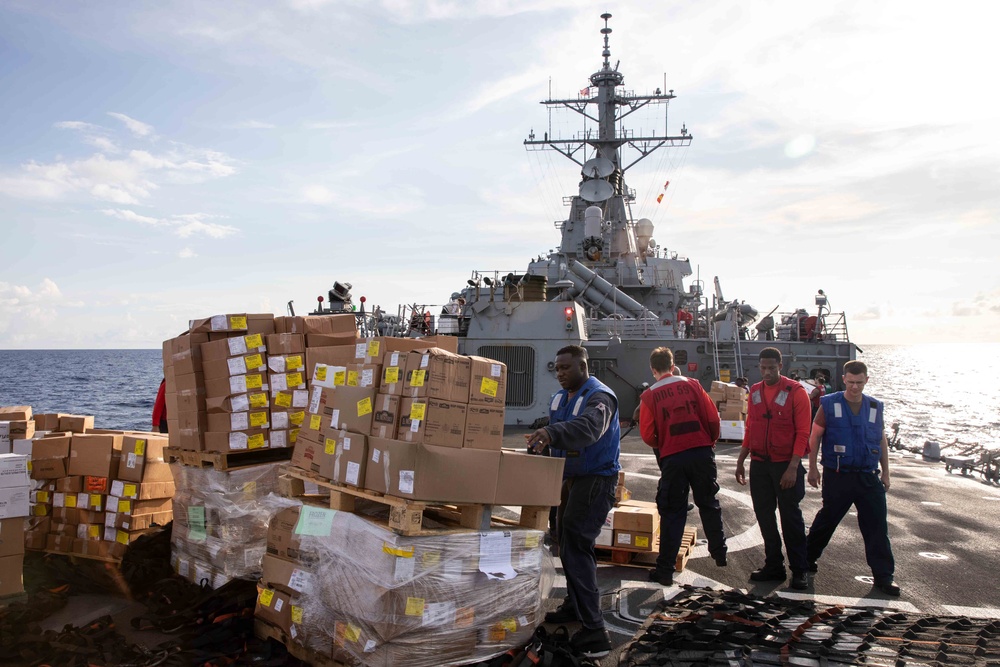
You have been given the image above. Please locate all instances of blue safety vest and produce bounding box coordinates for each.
[548,376,621,478]
[819,392,883,472]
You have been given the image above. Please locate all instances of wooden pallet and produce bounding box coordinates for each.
[280,466,550,536]
[164,446,293,470]
[254,619,348,667]
[597,526,698,571]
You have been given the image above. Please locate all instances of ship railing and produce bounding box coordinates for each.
[584,316,670,340]
[767,311,850,343]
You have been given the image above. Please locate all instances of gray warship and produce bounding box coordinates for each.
[319,14,858,426]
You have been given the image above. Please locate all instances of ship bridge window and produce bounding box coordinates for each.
[477,345,535,408]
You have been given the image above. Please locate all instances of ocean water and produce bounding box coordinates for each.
[1,344,998,449]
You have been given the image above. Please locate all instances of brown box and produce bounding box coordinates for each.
[276,314,356,336]
[189,313,250,334]
[106,496,172,516]
[45,533,74,553]
[0,518,25,557]
[468,356,508,406]
[206,392,270,414]
[463,405,504,450]
[254,587,294,634]
[345,363,381,390]
[167,387,206,416]
[494,450,564,506]
[58,415,95,433]
[269,369,307,393]
[267,353,305,375]
[370,393,400,440]
[54,476,83,493]
[270,409,307,431]
[613,500,659,533]
[266,333,305,355]
[110,477,175,500]
[33,413,66,431]
[5,420,35,440]
[0,406,32,421]
[398,397,467,449]
[75,539,113,558]
[402,349,471,403]
[51,507,80,523]
[199,334,267,363]
[207,410,270,432]
[305,346,355,383]
[202,352,268,380]
[174,410,208,433]
[0,554,24,595]
[612,529,655,551]
[204,372,269,399]
[261,552,311,597]
[265,505,320,564]
[380,350,407,396]
[291,429,367,487]
[25,529,46,551]
[308,386,377,436]
[117,435,169,482]
[31,434,71,459]
[203,429,270,453]
[113,511,172,531]
[364,438,500,504]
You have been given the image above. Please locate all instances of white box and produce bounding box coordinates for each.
[0,486,30,519]
[596,525,614,547]
[0,455,29,489]
[720,420,745,441]
[12,440,33,457]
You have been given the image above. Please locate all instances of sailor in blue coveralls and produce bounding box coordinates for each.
[806,360,901,596]
[526,345,620,659]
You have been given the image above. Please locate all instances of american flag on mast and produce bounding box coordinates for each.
[579,86,591,97]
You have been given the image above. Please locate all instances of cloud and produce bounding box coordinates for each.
[179,247,197,258]
[0,278,83,338]
[304,120,361,130]
[102,208,239,239]
[229,120,276,129]
[296,182,425,216]
[55,121,101,131]
[107,112,154,138]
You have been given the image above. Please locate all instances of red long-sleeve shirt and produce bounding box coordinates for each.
[640,375,720,458]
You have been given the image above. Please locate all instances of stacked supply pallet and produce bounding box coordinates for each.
[0,448,30,598]
[709,381,748,441]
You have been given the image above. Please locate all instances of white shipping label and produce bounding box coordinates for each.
[394,555,415,582]
[229,432,249,450]
[178,560,191,577]
[106,496,120,513]
[410,419,420,433]
[227,336,248,356]
[231,412,249,431]
[287,568,314,593]
[343,437,351,451]
[231,394,249,412]
[271,430,287,448]
[346,461,360,486]
[227,357,247,376]
[330,410,340,428]
[491,364,501,377]
[54,492,65,508]
[398,470,415,494]
[269,356,286,373]
[361,369,374,386]
[355,343,367,358]
[390,352,400,366]
[210,315,226,331]
[364,640,377,653]
[274,598,284,613]
[244,546,266,568]
[372,449,381,463]
[422,602,456,627]
[272,412,289,429]
[617,533,632,545]
[110,480,124,497]
[309,386,322,413]
[271,373,287,391]
[230,375,248,394]
[104,513,116,527]
[292,390,309,408]
[420,354,429,368]
[77,492,89,507]
[126,452,137,469]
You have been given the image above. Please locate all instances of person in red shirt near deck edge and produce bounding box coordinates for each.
[735,347,811,590]
[640,347,728,585]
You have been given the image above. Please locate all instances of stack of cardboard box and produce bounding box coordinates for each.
[709,381,748,441]
[0,452,30,596]
[597,497,660,553]
[256,502,552,667]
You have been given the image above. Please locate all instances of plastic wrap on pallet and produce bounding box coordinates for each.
[262,502,554,667]
[170,462,297,585]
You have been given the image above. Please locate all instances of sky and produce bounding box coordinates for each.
[1,0,998,348]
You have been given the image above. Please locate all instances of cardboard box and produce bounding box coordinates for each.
[267,353,305,375]
[468,356,507,406]
[0,487,30,519]
[32,434,71,460]
[254,587,295,634]
[310,363,348,389]
[68,434,123,478]
[204,372,269,399]
[305,346,356,383]
[117,435,169,482]
[203,429,270,453]
[354,336,458,365]
[307,386,377,436]
[202,352,268,380]
[110,478,175,500]
[266,333,305,355]
[270,409,307,431]
[25,529,46,551]
[494,450,564,506]
[58,415,95,433]
[0,423,8,455]
[106,496,172,516]
[345,363,381,390]
[206,392,271,414]
[30,458,67,480]
[111,511,172,531]
[51,507,80,523]
[54,476,83,493]
[271,387,309,411]
[167,387,206,416]
[370,393,400,440]
[276,314,356,336]
[207,410,270,432]
[0,454,29,488]
[380,350,407,396]
[720,420,745,441]
[260,552,313,598]
[0,406,32,421]
[596,525,614,547]
[291,430,367,487]
[189,313,250,334]
[270,370,307,393]
[612,501,658,533]
[0,554,24,595]
[0,518,25,557]
[200,334,267,363]
[613,529,655,551]
[364,438,500,504]
[398,397,467,449]
[463,406,504,450]
[402,348,471,403]
[33,413,66,431]
[3,421,35,440]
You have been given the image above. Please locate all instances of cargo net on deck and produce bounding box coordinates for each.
[622,586,1000,667]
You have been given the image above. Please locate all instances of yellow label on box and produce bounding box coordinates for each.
[345,623,361,643]
[250,392,268,408]
[502,618,518,632]
[119,500,131,513]
[325,438,337,455]
[480,377,499,397]
[290,411,305,425]
[411,369,426,387]
[258,589,274,607]
[488,625,506,642]
[124,483,137,497]
[310,415,322,430]
[90,496,102,509]
[250,411,268,427]
[383,543,414,558]
[635,536,650,548]
[404,597,425,616]
[37,491,49,503]
[287,372,303,387]
[385,367,399,384]
[27,461,32,473]
[367,340,380,358]
[116,530,130,545]
[248,433,265,449]
[291,606,303,624]
[245,353,263,368]
[286,355,302,370]
[243,481,257,497]
[275,392,292,408]
[315,366,327,381]
[422,551,440,568]
[245,333,262,348]
[229,315,247,329]
[357,397,372,416]
[134,440,146,456]
[333,370,346,385]
[66,495,77,508]
[246,374,263,389]
[88,525,100,538]
[409,402,426,421]
[290,428,299,443]
[34,504,48,516]
[347,370,358,387]
[525,534,540,549]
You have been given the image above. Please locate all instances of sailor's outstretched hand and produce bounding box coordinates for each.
[525,428,551,453]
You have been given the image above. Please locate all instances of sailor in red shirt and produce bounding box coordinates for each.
[152,378,167,433]
[735,348,811,589]
[640,347,728,585]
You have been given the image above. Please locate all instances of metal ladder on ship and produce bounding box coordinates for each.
[711,309,743,383]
